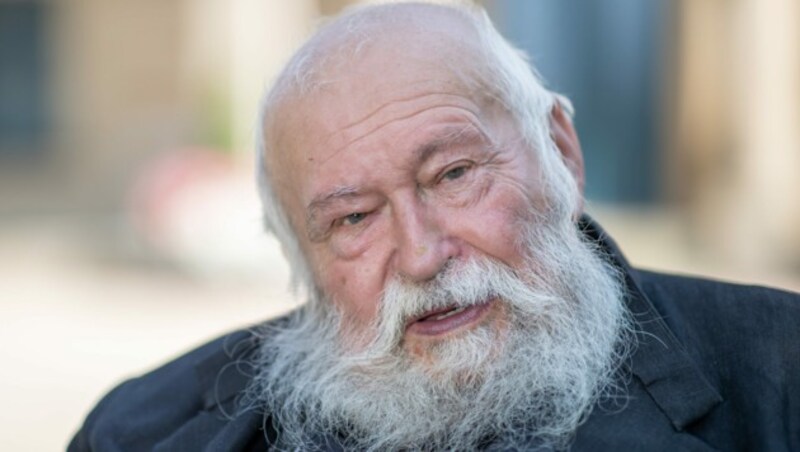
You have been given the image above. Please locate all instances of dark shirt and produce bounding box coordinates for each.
[68,219,800,451]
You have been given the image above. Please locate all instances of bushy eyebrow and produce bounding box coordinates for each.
[306,185,360,241]
[414,124,490,164]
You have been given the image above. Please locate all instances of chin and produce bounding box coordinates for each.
[402,300,511,382]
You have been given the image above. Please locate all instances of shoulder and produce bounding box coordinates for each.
[632,270,800,429]
[630,271,800,448]
[68,328,261,451]
[633,269,800,347]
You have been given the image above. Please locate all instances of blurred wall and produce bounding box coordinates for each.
[484,0,799,282]
[487,0,668,204]
[670,0,800,271]
[1,0,320,214]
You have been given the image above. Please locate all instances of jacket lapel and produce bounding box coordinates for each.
[576,217,723,449]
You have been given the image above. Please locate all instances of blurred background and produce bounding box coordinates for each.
[1,0,798,449]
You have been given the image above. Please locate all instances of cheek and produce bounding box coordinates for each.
[489,208,530,266]
[459,186,537,268]
[315,250,387,328]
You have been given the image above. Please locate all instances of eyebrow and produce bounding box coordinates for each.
[306,185,361,240]
[413,124,489,164]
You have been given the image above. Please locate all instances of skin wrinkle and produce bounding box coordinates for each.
[307,123,489,232]
[302,90,545,325]
[306,186,361,242]
[277,101,484,208]
[378,159,497,260]
[304,122,498,245]
[317,99,486,168]
[279,26,495,170]
[413,123,491,171]
[337,82,470,130]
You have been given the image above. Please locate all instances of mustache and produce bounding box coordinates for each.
[359,256,561,354]
[382,261,496,319]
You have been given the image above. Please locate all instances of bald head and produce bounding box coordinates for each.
[256,1,580,292]
[272,3,485,97]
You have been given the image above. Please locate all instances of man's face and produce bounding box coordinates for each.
[255,10,628,449]
[271,55,550,359]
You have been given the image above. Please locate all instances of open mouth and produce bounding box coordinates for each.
[406,300,495,336]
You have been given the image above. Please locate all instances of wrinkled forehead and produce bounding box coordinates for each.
[261,6,506,226]
[281,55,485,150]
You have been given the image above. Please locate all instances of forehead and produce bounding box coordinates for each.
[277,68,485,179]
[265,16,500,218]
[302,80,481,155]
[305,38,483,132]
[273,8,490,145]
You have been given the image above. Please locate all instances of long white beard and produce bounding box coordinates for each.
[244,215,634,451]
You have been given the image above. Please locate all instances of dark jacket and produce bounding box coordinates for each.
[68,220,800,451]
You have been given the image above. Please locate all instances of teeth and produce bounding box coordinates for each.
[431,306,467,321]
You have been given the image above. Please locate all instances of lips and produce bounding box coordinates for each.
[406,300,494,336]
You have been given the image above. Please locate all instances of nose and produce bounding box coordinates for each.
[392,197,458,282]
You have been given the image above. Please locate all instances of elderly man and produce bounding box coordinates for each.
[70,2,799,451]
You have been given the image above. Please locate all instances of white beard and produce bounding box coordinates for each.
[244,215,634,451]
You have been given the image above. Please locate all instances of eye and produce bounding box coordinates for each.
[342,212,367,226]
[441,164,470,182]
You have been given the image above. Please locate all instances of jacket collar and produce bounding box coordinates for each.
[140,329,266,451]
[579,215,722,431]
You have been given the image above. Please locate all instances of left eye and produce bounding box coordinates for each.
[342,212,367,226]
[442,165,468,181]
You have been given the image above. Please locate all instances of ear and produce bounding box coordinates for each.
[549,101,585,211]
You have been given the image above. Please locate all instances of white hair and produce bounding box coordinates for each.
[255,1,578,294]
[243,201,633,450]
